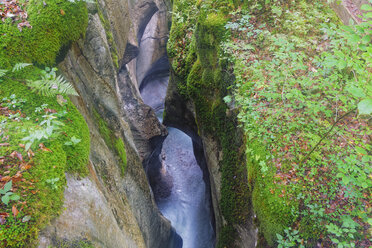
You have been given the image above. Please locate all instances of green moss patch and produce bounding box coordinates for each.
[0,70,90,247]
[223,0,371,246]
[93,109,127,176]
[0,0,88,68]
[169,0,371,247]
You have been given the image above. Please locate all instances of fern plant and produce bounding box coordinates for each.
[27,67,78,97]
[0,62,31,79]
[12,63,32,72]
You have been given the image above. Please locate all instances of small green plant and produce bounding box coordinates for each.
[34,104,49,113]
[2,94,27,110]
[326,216,359,248]
[64,136,82,146]
[46,178,60,190]
[0,181,20,205]
[22,113,65,151]
[27,67,78,97]
[276,228,305,248]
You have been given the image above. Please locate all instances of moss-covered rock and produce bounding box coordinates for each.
[168,1,252,247]
[0,1,90,246]
[0,0,88,68]
[93,109,127,176]
[0,69,90,247]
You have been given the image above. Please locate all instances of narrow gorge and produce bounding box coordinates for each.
[38,0,252,247]
[0,0,368,247]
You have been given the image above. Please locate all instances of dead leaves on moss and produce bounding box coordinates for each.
[0,0,32,31]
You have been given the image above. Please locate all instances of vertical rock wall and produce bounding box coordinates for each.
[39,1,180,247]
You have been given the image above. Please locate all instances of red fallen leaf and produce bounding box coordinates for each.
[39,143,52,152]
[0,143,10,147]
[0,212,9,217]
[10,151,23,161]
[12,205,19,217]
[12,171,23,182]
[0,176,11,182]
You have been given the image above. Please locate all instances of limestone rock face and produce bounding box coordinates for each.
[39,1,180,247]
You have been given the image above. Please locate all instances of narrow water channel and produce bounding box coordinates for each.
[140,70,215,248]
[132,8,215,247]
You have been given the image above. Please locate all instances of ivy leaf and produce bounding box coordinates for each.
[350,34,360,43]
[347,85,366,98]
[337,60,347,70]
[355,146,368,155]
[2,194,10,205]
[362,35,371,44]
[358,98,372,115]
[361,4,372,11]
[22,215,31,223]
[365,12,372,19]
[223,95,232,104]
[9,194,20,201]
[2,181,12,193]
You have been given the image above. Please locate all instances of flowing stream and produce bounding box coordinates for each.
[140,70,215,248]
[134,8,215,247]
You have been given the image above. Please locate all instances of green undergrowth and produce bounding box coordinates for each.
[169,0,372,247]
[0,66,90,247]
[0,0,88,68]
[222,0,371,247]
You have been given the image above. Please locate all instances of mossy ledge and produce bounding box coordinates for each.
[0,0,88,68]
[0,1,90,247]
[93,109,127,176]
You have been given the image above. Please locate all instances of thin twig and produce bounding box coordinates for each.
[299,107,357,166]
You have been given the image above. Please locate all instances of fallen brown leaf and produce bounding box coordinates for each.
[10,151,23,161]
[20,163,32,170]
[12,205,19,217]
[39,143,52,152]
[0,176,11,182]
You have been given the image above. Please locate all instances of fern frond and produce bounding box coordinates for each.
[0,69,8,78]
[53,75,78,96]
[12,63,32,72]
[27,75,78,97]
